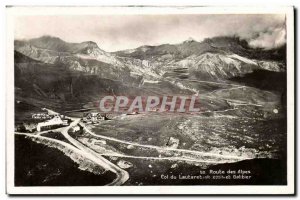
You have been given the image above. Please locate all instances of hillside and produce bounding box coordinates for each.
[14,35,286,113]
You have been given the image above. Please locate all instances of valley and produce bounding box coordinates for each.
[14,35,287,186]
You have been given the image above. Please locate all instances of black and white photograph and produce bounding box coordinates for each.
[5,6,295,195]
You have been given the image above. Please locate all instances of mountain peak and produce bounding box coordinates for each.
[183,37,197,43]
[17,35,105,53]
[39,35,62,40]
[32,35,65,43]
[80,41,99,49]
[27,35,70,52]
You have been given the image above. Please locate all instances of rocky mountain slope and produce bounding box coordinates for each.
[14,35,286,112]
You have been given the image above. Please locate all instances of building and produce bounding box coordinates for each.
[32,113,52,120]
[70,125,80,133]
[85,112,105,123]
[37,116,64,132]
[62,119,68,126]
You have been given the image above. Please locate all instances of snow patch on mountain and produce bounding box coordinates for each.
[228,54,258,66]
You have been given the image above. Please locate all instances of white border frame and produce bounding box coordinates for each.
[6,6,295,195]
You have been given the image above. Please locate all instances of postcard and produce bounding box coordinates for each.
[6,6,295,195]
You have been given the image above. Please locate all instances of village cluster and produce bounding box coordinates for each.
[15,109,116,133]
[15,111,71,133]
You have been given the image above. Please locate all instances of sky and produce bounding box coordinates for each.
[15,14,286,52]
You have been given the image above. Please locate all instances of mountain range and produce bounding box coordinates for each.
[14,35,286,112]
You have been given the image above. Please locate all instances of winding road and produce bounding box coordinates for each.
[16,116,129,186]
[82,123,250,161]
[60,118,129,186]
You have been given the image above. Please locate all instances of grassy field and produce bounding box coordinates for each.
[89,110,286,159]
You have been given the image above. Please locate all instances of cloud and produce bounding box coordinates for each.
[248,26,286,49]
